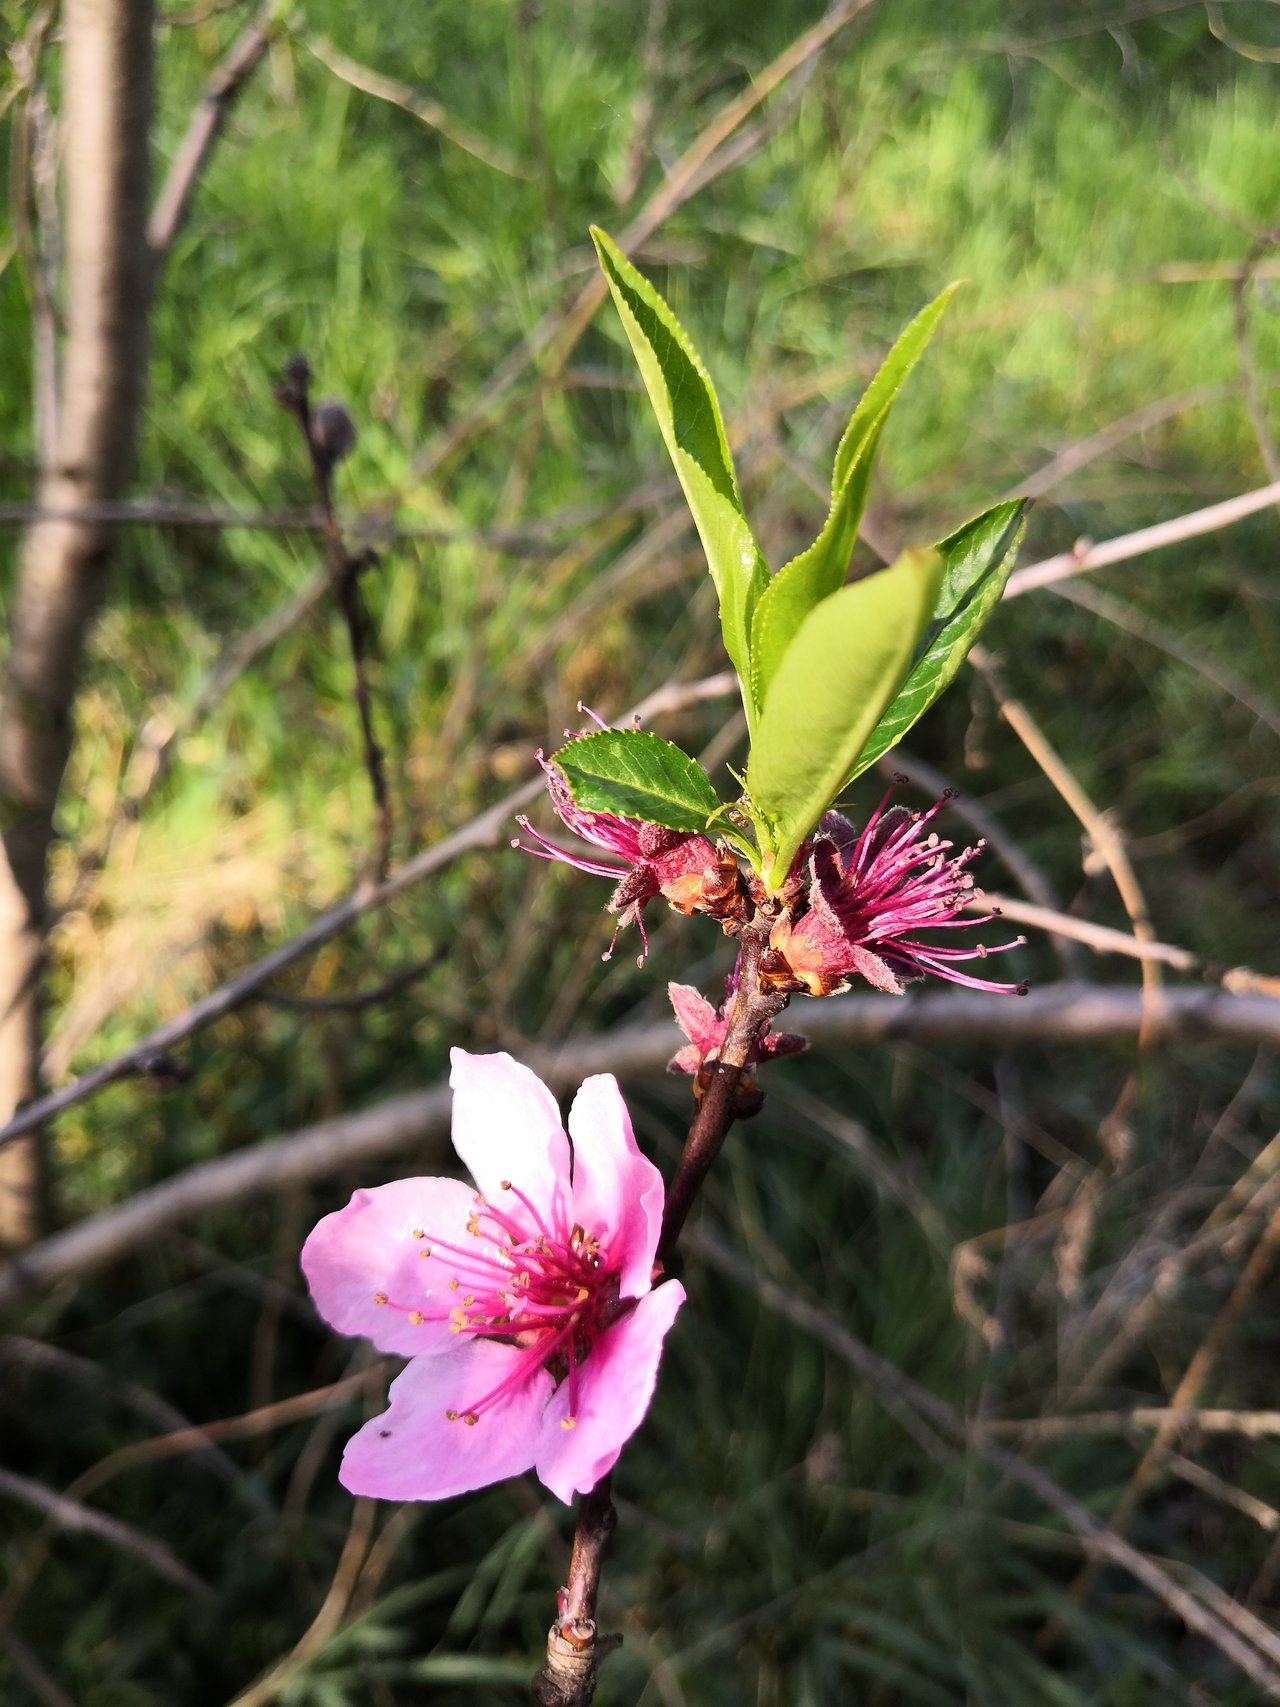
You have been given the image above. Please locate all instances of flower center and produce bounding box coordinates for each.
[373,1182,622,1431]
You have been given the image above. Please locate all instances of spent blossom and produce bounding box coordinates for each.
[514,733,741,961]
[668,969,806,1085]
[301,1051,684,1504]
[764,790,1027,998]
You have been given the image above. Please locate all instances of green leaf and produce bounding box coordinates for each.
[591,228,768,704]
[745,548,944,886]
[749,412,886,713]
[551,728,722,833]
[845,499,1029,782]
[832,281,964,492]
[747,282,962,714]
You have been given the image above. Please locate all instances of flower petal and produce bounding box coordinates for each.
[534,1282,685,1504]
[340,1342,553,1501]
[448,1050,571,1228]
[567,1075,664,1300]
[668,982,722,1055]
[301,1176,480,1356]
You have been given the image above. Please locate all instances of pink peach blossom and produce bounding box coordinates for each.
[301,1051,684,1505]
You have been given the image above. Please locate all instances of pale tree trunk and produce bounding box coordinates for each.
[0,0,155,1245]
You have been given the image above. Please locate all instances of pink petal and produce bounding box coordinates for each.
[340,1341,553,1501]
[534,1282,685,1504]
[448,1050,571,1231]
[567,1075,664,1300]
[301,1176,480,1356]
[667,982,722,1055]
[667,1044,703,1075]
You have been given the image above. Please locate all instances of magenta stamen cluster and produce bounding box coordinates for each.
[376,1186,621,1430]
[766,787,1027,997]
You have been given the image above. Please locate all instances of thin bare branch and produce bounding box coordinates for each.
[147,0,279,277]
[1005,478,1280,598]
[0,672,738,1153]
[0,1465,214,1600]
[692,1231,1280,1700]
[302,34,534,179]
[2,982,1277,1307]
[1051,578,1280,741]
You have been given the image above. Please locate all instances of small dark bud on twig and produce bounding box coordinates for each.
[312,397,357,469]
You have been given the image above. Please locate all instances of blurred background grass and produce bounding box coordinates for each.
[1,0,1279,1700]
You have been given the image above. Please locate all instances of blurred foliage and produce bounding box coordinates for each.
[1,0,1279,1701]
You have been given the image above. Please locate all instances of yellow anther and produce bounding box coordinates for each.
[373,1292,389,1306]
[462,1412,479,1427]
[463,1295,475,1307]
[408,1311,425,1326]
[412,1228,425,1239]
[449,1278,460,1291]
[560,1416,577,1431]
[500,1179,512,1190]
[448,1307,468,1333]
[445,1408,459,1421]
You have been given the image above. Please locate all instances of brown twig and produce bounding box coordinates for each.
[1061,1203,1280,1616]
[0,1465,214,1601]
[276,356,392,879]
[658,922,788,1257]
[533,914,788,1702]
[147,0,279,279]
[532,1478,622,1704]
[302,34,534,180]
[1004,477,1280,598]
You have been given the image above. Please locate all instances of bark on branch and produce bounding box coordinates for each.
[0,0,156,1245]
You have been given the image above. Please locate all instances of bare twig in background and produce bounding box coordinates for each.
[1009,375,1280,501]
[225,1496,377,1707]
[0,1629,77,1707]
[1004,477,1280,598]
[693,1231,1280,1701]
[969,645,1160,1037]
[1050,578,1280,741]
[1064,1203,1280,1613]
[276,356,392,878]
[147,0,279,279]
[302,35,534,179]
[0,1334,254,1504]
[0,671,737,1152]
[2,982,1277,1307]
[1206,0,1280,63]
[972,892,1280,995]
[985,1407,1280,1442]
[0,1465,214,1601]
[0,1366,384,1637]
